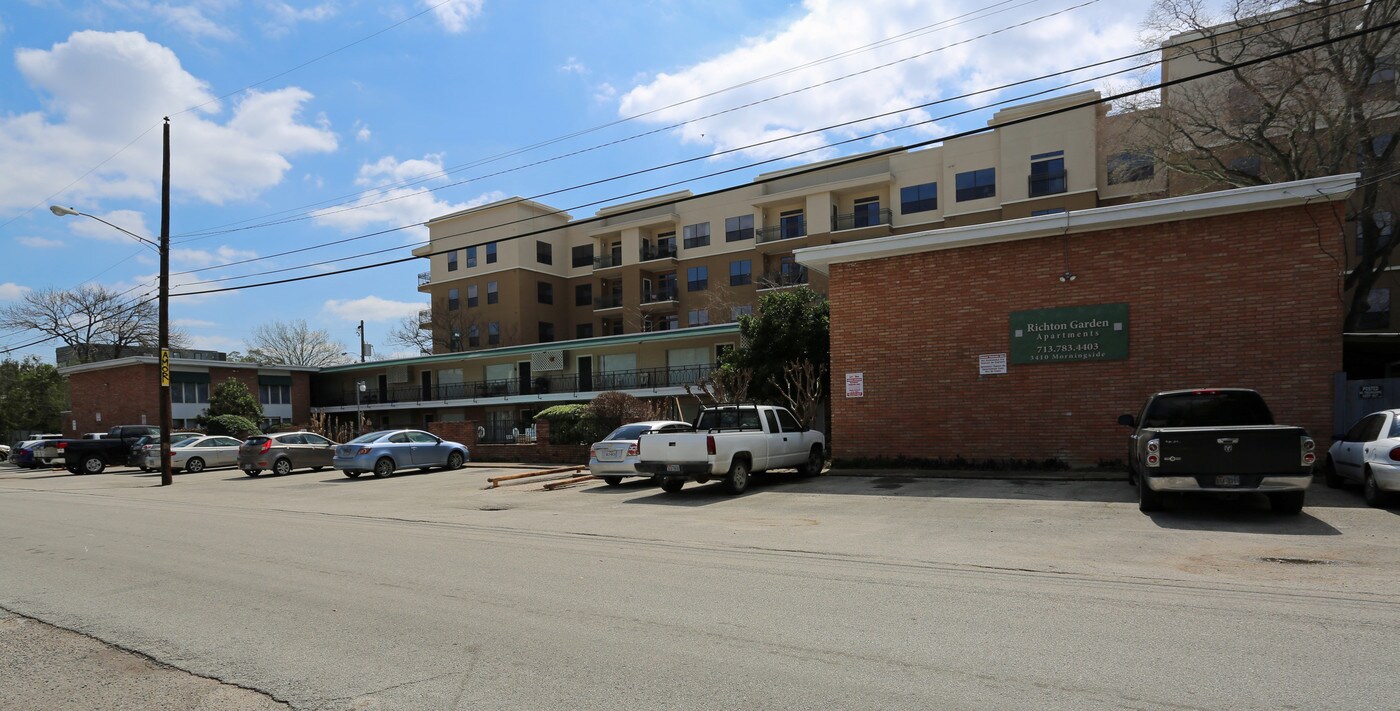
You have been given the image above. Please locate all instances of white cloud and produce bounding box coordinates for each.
[149,2,237,41]
[16,236,64,249]
[311,153,506,239]
[354,120,371,142]
[262,1,338,38]
[0,31,337,214]
[561,57,587,74]
[426,0,484,34]
[593,82,618,103]
[0,283,31,301]
[64,209,155,245]
[172,318,218,328]
[322,296,426,323]
[170,245,260,269]
[186,334,244,351]
[617,0,1152,163]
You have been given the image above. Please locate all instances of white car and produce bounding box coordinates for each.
[1326,409,1400,507]
[588,420,693,486]
[140,435,245,473]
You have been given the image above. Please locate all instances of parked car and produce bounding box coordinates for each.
[137,435,245,473]
[59,425,162,475]
[1118,388,1315,514]
[332,429,469,479]
[128,433,202,471]
[1325,409,1400,507]
[80,432,107,439]
[588,420,693,486]
[0,443,10,462]
[9,440,52,469]
[635,405,826,495]
[238,431,338,477]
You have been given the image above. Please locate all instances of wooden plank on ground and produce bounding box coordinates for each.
[488,465,585,488]
[542,475,597,490]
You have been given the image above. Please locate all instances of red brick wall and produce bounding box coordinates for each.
[426,419,590,465]
[291,372,312,425]
[64,364,161,436]
[827,203,1344,467]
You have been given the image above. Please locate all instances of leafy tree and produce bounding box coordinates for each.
[1123,0,1400,327]
[0,357,65,439]
[0,285,189,364]
[244,319,351,366]
[203,415,262,438]
[724,286,830,404]
[200,377,262,425]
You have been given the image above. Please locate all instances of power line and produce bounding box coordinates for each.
[170,15,1400,299]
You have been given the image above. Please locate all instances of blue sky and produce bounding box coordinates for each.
[0,0,1154,363]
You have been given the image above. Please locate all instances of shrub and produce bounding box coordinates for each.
[537,403,616,445]
[204,415,263,438]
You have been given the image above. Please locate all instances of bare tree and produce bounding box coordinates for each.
[684,366,755,407]
[245,319,351,367]
[0,285,189,364]
[771,359,827,429]
[1122,0,1400,326]
[385,313,434,355]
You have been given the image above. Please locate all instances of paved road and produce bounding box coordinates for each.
[2,463,1398,709]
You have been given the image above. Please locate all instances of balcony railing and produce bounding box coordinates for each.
[1028,170,1068,198]
[323,363,719,407]
[756,219,807,243]
[594,294,624,310]
[417,271,431,287]
[758,269,809,289]
[594,253,623,269]
[639,244,678,262]
[833,207,892,231]
[417,309,432,326]
[641,288,678,305]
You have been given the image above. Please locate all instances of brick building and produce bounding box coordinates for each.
[58,356,318,436]
[797,175,1352,466]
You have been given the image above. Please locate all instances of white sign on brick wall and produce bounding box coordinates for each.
[979,353,1008,375]
[845,372,865,398]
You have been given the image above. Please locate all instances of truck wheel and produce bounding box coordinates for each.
[797,447,824,477]
[1323,457,1344,489]
[1363,471,1391,508]
[1138,474,1163,512]
[1270,490,1305,515]
[602,476,623,486]
[660,478,684,493]
[722,460,750,495]
[80,456,106,475]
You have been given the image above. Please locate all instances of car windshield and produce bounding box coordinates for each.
[347,431,392,444]
[605,424,655,441]
[1142,391,1274,427]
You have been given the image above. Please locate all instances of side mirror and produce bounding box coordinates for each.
[1117,414,1136,428]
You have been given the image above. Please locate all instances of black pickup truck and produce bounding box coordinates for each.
[58,425,161,475]
[1118,389,1316,514]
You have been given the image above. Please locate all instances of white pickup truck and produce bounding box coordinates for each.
[634,405,826,494]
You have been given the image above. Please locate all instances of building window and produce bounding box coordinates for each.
[575,283,592,306]
[576,323,593,339]
[852,196,881,227]
[726,215,754,241]
[779,209,805,238]
[450,328,462,351]
[900,182,937,214]
[729,259,752,286]
[731,304,753,320]
[606,319,623,336]
[467,325,479,348]
[716,343,734,360]
[488,322,500,345]
[1229,155,1261,178]
[171,381,209,404]
[539,322,555,342]
[645,315,679,332]
[1031,208,1067,216]
[487,281,498,305]
[537,241,552,265]
[466,246,477,268]
[1357,211,1395,259]
[1370,57,1397,85]
[448,288,459,311]
[688,309,709,327]
[1028,151,1066,197]
[486,242,497,264]
[1107,152,1154,184]
[1360,288,1392,329]
[259,384,290,405]
[572,244,594,268]
[467,284,478,308]
[538,281,553,304]
[955,168,996,202]
[447,251,458,272]
[683,222,710,249]
[687,265,708,291]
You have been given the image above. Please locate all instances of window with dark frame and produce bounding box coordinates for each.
[447,251,458,272]
[466,246,477,268]
[1359,288,1392,329]
[687,265,708,291]
[725,215,754,241]
[571,244,594,268]
[448,287,459,311]
[487,281,498,305]
[537,281,553,305]
[467,284,478,308]
[536,241,552,265]
[1357,211,1395,259]
[575,283,592,306]
[576,323,593,339]
[468,325,479,347]
[488,322,500,345]
[538,322,555,342]
[1229,155,1261,178]
[955,168,996,201]
[486,243,497,264]
[852,196,881,227]
[1028,151,1066,197]
[900,182,937,214]
[729,259,752,286]
[688,309,709,326]
[683,222,710,249]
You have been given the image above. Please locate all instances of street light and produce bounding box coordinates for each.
[355,381,367,436]
[48,118,173,486]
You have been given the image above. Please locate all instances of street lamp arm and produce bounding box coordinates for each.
[48,205,160,250]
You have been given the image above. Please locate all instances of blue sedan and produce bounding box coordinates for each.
[333,429,469,479]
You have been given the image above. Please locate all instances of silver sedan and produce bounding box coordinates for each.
[588,420,693,486]
[140,435,245,473]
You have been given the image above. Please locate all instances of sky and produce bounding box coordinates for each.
[0,0,1157,364]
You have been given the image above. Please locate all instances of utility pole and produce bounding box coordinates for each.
[158,117,173,487]
[358,320,366,363]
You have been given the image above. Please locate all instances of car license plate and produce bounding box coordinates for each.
[666,464,680,472]
[1215,475,1240,487]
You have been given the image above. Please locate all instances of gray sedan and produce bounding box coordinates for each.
[332,429,469,479]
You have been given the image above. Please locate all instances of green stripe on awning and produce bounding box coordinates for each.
[258,375,292,386]
[170,371,210,384]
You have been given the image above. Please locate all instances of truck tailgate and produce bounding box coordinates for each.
[1152,426,1306,475]
[638,432,711,464]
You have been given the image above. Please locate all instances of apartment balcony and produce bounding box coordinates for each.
[594,294,624,311]
[417,271,431,287]
[757,269,809,290]
[756,220,807,244]
[639,288,679,312]
[639,244,678,264]
[1028,170,1068,198]
[321,362,719,408]
[833,207,892,232]
[593,253,623,270]
[417,309,432,329]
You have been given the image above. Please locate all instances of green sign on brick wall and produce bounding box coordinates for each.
[1009,303,1129,364]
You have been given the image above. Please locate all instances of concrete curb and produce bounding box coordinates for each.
[828,468,1128,482]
